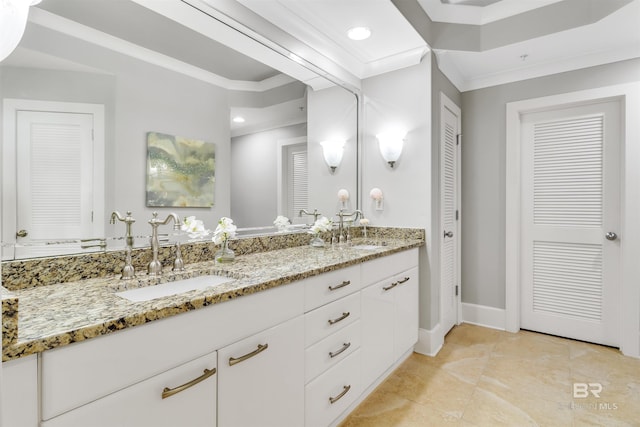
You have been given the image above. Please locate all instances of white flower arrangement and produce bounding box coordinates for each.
[337,189,349,202]
[308,216,333,235]
[359,218,370,226]
[181,216,211,239]
[212,217,237,245]
[273,215,291,231]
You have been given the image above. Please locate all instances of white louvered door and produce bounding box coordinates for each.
[16,111,95,258]
[285,143,308,223]
[440,95,461,334]
[520,100,621,346]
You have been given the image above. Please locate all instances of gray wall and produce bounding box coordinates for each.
[362,57,435,330]
[461,57,640,309]
[230,123,307,227]
[307,85,358,219]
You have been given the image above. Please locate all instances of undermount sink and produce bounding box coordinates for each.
[116,275,235,302]
[350,244,381,250]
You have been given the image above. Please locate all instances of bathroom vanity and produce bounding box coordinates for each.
[2,230,423,427]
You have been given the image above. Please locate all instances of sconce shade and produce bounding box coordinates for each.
[0,0,31,62]
[320,140,345,173]
[376,132,405,168]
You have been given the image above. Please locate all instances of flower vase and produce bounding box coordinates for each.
[363,225,367,240]
[310,234,325,248]
[215,239,235,263]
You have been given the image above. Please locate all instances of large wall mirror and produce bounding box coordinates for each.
[0,0,358,260]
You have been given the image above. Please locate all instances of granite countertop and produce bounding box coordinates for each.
[2,238,423,362]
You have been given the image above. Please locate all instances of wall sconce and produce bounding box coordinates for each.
[370,188,384,211]
[337,189,349,209]
[376,131,405,168]
[320,140,345,173]
[0,0,41,62]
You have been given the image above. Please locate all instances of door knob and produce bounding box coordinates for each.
[605,232,618,241]
[443,230,453,238]
[16,229,28,238]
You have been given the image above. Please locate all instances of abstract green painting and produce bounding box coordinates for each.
[146,131,215,207]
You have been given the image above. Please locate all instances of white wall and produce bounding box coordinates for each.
[230,123,307,227]
[307,85,358,221]
[361,56,435,331]
[461,58,640,310]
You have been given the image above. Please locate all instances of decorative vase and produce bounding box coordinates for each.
[215,239,235,263]
[363,225,368,240]
[310,235,325,248]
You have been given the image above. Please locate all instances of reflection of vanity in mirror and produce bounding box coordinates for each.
[0,0,358,260]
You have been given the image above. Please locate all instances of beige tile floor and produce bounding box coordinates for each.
[340,323,640,427]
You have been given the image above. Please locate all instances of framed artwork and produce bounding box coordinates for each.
[146,131,215,207]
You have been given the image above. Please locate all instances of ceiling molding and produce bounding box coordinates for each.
[27,7,301,92]
[418,0,563,25]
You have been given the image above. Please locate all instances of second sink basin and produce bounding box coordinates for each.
[116,275,235,302]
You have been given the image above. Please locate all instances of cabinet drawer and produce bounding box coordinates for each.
[305,349,361,427]
[305,292,360,347]
[305,320,360,383]
[361,248,419,286]
[304,264,361,312]
[42,351,217,427]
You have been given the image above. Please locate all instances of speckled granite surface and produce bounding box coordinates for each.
[2,228,424,362]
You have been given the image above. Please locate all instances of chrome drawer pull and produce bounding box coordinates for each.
[229,343,269,366]
[382,282,398,291]
[328,280,351,291]
[162,367,216,399]
[329,385,351,404]
[328,312,350,325]
[397,277,410,285]
[329,342,351,358]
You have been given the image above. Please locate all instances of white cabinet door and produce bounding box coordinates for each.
[218,316,304,427]
[394,267,419,360]
[361,266,419,388]
[41,351,217,427]
[361,276,395,388]
[1,355,38,427]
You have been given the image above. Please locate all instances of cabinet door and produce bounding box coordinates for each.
[394,267,419,360]
[361,276,395,388]
[1,355,38,427]
[41,351,217,427]
[218,316,304,427]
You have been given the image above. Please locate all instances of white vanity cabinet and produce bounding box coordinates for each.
[361,249,419,388]
[41,351,218,427]
[217,315,304,427]
[1,354,38,427]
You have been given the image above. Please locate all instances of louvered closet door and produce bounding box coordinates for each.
[16,111,95,257]
[520,100,621,346]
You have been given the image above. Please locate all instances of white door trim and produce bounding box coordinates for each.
[505,83,640,357]
[439,92,462,330]
[276,136,307,218]
[2,99,106,249]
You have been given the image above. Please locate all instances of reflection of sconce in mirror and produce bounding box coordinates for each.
[338,189,349,209]
[376,131,405,168]
[320,140,345,173]
[0,0,42,62]
[370,188,384,211]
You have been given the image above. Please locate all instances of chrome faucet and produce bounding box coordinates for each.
[148,212,181,276]
[299,209,321,223]
[336,209,363,245]
[111,211,136,279]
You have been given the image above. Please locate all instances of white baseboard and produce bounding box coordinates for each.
[414,324,444,356]
[462,303,506,330]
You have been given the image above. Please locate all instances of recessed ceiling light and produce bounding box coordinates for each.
[232,116,245,123]
[347,27,371,41]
